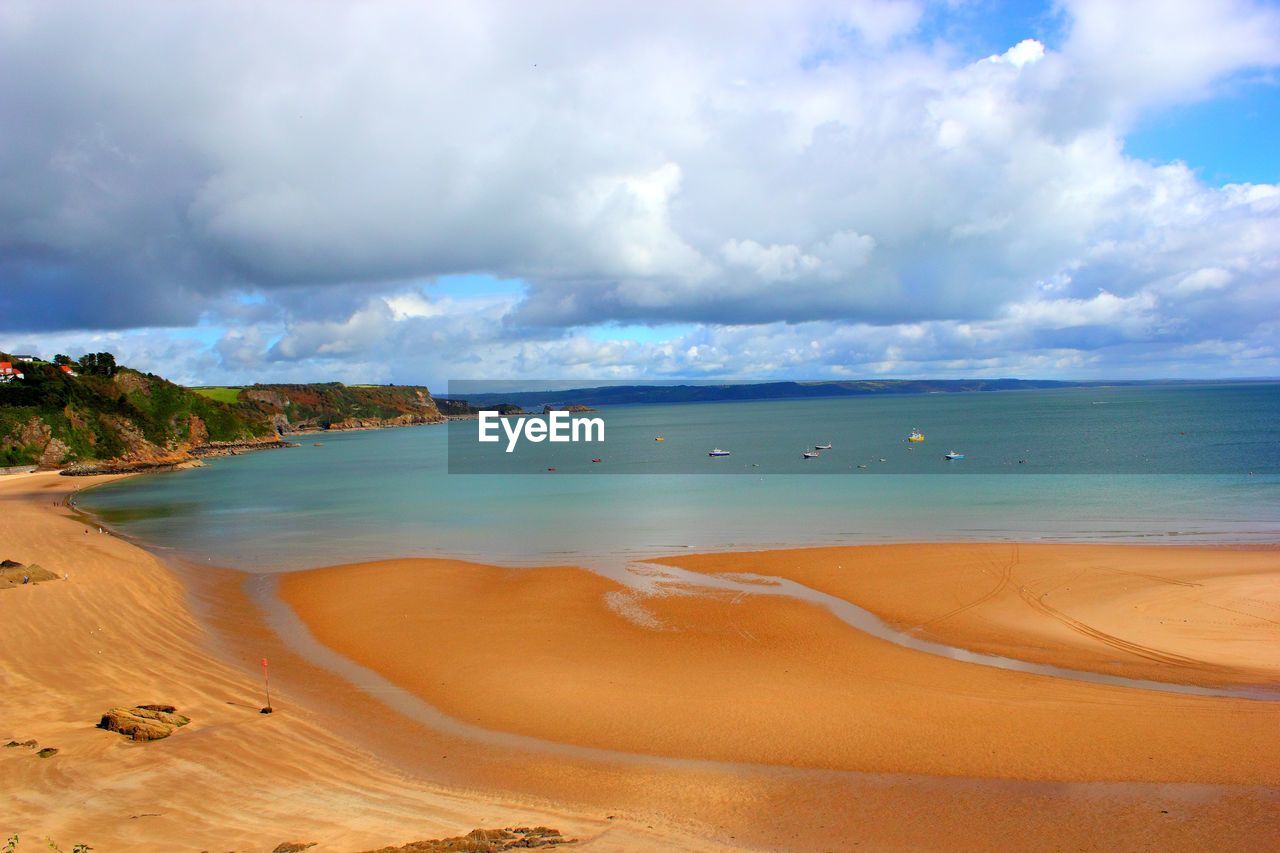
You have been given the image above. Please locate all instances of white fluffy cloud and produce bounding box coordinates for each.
[1,0,1279,382]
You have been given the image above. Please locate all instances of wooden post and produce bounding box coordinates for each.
[260,657,273,714]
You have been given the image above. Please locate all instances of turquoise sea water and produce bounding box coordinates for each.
[81,384,1280,572]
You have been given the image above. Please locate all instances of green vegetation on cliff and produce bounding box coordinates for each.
[0,354,444,469]
[191,386,244,404]
[0,358,272,468]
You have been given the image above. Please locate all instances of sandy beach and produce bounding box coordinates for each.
[280,549,1280,783]
[0,473,716,851]
[4,471,1279,850]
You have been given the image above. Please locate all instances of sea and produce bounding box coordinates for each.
[79,383,1280,572]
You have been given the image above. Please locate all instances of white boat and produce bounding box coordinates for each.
[944,450,965,460]
[814,442,832,450]
[708,448,731,457]
[802,450,820,459]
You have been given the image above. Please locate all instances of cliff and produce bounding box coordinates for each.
[0,357,446,472]
[236,383,444,433]
[0,360,276,471]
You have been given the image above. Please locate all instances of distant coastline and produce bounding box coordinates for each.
[453,377,1278,411]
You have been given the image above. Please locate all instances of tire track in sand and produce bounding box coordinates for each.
[1016,583,1210,670]
[917,544,1018,629]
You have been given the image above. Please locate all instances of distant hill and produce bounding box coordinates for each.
[0,355,443,472]
[456,379,1103,410]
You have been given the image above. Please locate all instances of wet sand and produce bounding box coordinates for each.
[4,471,1279,850]
[280,549,1280,783]
[656,543,1280,690]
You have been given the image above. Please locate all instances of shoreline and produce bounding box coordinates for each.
[50,418,449,477]
[4,471,1279,849]
[0,472,718,850]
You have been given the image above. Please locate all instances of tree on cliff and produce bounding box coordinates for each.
[78,352,118,377]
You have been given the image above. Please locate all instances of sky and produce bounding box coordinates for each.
[1,0,1279,388]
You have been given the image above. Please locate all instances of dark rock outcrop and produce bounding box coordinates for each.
[97,705,190,741]
[358,826,574,852]
[189,439,300,458]
[541,404,596,414]
[1,560,60,588]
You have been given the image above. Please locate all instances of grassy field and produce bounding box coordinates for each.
[191,386,243,404]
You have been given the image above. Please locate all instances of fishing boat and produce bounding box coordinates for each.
[944,451,964,460]
[907,429,925,443]
[814,442,832,450]
[591,458,602,463]
[802,450,820,459]
[655,436,665,442]
[708,448,731,457]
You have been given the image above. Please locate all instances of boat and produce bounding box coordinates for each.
[907,429,925,443]
[944,451,964,460]
[708,448,731,457]
[814,442,832,450]
[802,450,820,459]
[591,458,602,463]
[655,436,665,442]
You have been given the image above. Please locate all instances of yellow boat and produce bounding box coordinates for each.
[907,429,925,443]
[655,436,665,442]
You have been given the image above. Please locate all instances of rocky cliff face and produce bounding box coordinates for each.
[1,364,276,472]
[236,383,445,433]
[1,361,446,473]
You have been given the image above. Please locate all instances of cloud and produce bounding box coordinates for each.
[0,0,1278,381]
[988,38,1046,68]
[1060,0,1280,115]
